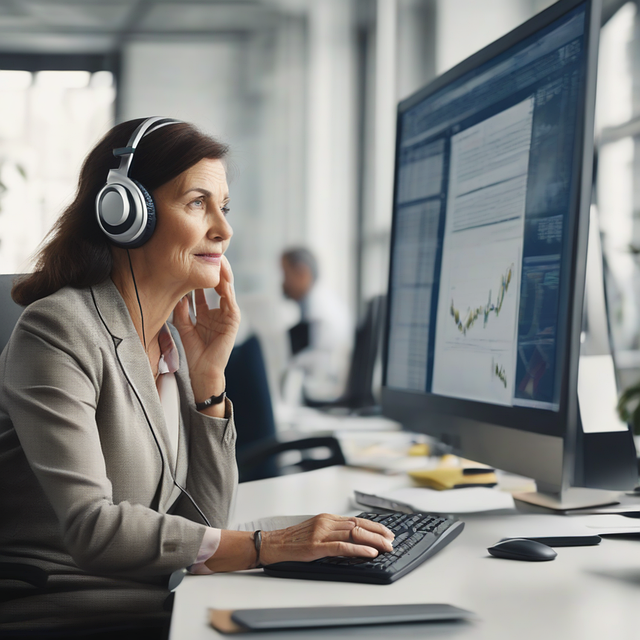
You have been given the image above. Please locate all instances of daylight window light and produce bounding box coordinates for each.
[90,71,114,88]
[0,70,32,91]
[35,70,91,89]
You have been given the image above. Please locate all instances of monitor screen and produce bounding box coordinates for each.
[383,0,638,502]
[386,3,587,422]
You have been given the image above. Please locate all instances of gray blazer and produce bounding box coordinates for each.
[0,278,238,629]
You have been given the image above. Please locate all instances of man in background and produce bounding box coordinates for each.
[281,247,352,402]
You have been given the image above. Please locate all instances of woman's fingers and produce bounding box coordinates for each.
[215,256,235,299]
[323,541,379,558]
[314,514,394,545]
[349,516,395,540]
[325,524,394,553]
[214,256,240,318]
[222,254,234,284]
[172,295,192,331]
[350,524,394,552]
[174,257,237,336]
[194,288,209,315]
[329,516,394,540]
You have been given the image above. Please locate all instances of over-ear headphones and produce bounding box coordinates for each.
[95,116,182,248]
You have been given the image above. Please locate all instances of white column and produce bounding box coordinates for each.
[305,0,358,318]
[436,0,531,74]
[397,0,437,101]
[373,0,398,232]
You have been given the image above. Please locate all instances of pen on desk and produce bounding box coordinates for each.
[462,467,495,475]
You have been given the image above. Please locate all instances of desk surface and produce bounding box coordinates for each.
[274,403,402,433]
[170,467,640,640]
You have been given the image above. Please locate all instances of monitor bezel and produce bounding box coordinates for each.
[382,0,601,448]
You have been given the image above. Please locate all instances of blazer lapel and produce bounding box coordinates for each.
[91,279,176,512]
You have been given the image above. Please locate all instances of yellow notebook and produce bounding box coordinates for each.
[408,466,497,490]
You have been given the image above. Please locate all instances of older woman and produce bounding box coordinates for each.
[0,118,393,636]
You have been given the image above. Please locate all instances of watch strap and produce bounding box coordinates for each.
[253,530,263,568]
[195,390,226,411]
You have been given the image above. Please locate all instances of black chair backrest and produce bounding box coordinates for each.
[303,294,386,411]
[342,294,386,408]
[0,274,24,355]
[236,435,346,482]
[225,334,278,481]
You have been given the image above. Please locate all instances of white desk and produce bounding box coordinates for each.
[274,403,402,434]
[170,467,640,640]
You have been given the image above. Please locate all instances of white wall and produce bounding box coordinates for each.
[436,0,544,74]
[120,41,240,138]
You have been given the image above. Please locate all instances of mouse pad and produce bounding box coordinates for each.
[485,514,601,546]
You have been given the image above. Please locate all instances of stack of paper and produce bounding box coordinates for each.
[571,514,640,535]
[355,486,516,514]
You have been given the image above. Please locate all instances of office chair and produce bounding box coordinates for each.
[236,433,346,479]
[304,294,386,414]
[0,563,170,640]
[225,334,279,481]
[0,274,24,354]
[226,334,347,482]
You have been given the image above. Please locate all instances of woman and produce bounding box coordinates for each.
[0,118,393,635]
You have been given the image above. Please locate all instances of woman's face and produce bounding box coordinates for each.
[147,158,232,292]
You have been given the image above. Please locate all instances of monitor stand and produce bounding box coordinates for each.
[512,486,620,511]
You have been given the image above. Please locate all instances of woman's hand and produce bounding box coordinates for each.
[260,514,395,565]
[172,256,240,406]
[204,514,394,573]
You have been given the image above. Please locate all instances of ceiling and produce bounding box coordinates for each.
[0,0,631,54]
[0,0,296,53]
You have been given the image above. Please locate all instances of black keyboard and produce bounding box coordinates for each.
[263,512,464,584]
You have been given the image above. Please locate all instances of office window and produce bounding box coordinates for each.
[0,69,115,274]
[595,2,638,353]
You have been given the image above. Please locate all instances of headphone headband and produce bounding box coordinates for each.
[111,117,182,179]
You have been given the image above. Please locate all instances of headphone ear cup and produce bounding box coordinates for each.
[125,180,156,248]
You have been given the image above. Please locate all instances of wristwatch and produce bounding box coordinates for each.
[195,390,226,411]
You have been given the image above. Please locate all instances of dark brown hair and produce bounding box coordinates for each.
[12,118,229,306]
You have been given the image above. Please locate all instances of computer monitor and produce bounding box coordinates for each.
[305,295,386,413]
[382,0,638,509]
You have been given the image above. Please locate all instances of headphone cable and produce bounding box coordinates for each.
[126,249,147,351]
[91,287,212,528]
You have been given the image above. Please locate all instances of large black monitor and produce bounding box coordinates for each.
[382,0,638,509]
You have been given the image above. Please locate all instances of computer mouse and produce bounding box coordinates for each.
[487,538,557,562]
